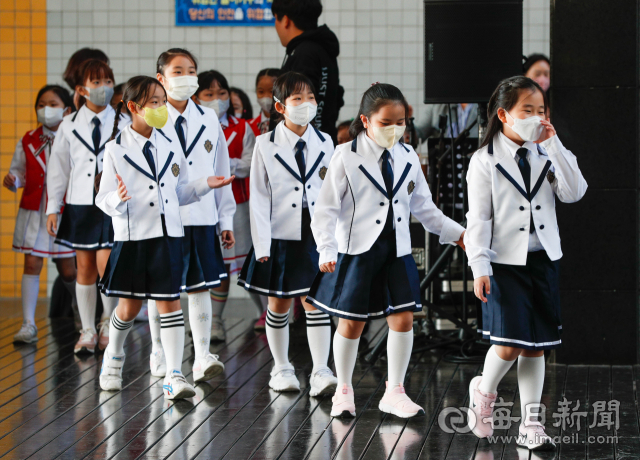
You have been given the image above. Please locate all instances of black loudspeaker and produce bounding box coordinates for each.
[423,0,523,103]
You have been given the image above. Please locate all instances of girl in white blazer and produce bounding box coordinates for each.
[3,85,77,344]
[308,84,465,419]
[464,77,587,450]
[238,72,338,396]
[46,60,126,355]
[95,76,233,399]
[145,49,236,381]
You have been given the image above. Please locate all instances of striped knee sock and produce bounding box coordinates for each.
[266,309,290,367]
[305,310,332,373]
[160,311,185,374]
[209,289,228,317]
[107,309,133,356]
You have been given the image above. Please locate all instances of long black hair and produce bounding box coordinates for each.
[195,70,235,120]
[230,87,253,120]
[349,83,409,139]
[480,76,547,148]
[110,75,167,141]
[272,71,315,124]
[34,84,74,112]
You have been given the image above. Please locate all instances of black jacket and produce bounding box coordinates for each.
[273,25,344,142]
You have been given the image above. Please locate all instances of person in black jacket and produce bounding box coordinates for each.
[271,0,344,142]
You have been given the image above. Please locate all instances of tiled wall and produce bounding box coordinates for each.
[0,0,48,298]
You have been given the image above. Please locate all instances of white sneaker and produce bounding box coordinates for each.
[309,366,338,397]
[100,350,125,391]
[193,353,225,382]
[163,369,196,400]
[269,363,300,392]
[150,349,167,378]
[13,322,38,343]
[516,421,556,451]
[74,329,97,354]
[210,316,226,342]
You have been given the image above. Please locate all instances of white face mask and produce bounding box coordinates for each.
[83,85,114,107]
[37,106,65,127]
[164,75,199,101]
[257,97,273,114]
[274,97,317,126]
[234,111,243,118]
[198,98,229,118]
[504,110,545,142]
[369,120,406,149]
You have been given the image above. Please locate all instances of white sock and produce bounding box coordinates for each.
[107,309,133,356]
[62,278,77,306]
[160,310,185,374]
[147,300,163,353]
[76,283,97,332]
[266,309,289,367]
[189,291,212,359]
[518,355,545,425]
[387,329,413,389]
[209,288,228,317]
[100,293,118,321]
[305,310,331,373]
[478,345,517,395]
[333,332,360,388]
[21,274,40,325]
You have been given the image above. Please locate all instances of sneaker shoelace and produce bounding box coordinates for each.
[315,368,334,378]
[280,369,296,378]
[206,354,220,362]
[479,398,495,421]
[171,373,188,384]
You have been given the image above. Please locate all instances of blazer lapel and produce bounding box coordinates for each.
[356,133,389,199]
[303,126,325,181]
[120,130,155,181]
[529,146,552,200]
[185,100,206,157]
[391,143,413,198]
[494,137,529,201]
[272,123,303,182]
[72,109,96,155]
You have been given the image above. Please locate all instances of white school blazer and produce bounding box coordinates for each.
[311,131,465,265]
[159,99,235,230]
[46,105,127,214]
[464,133,588,278]
[96,126,212,241]
[250,121,334,259]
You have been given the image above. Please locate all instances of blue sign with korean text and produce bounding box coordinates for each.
[176,0,275,27]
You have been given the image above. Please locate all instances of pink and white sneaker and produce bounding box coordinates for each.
[378,382,425,418]
[331,384,356,418]
[468,376,497,438]
[516,421,556,451]
[254,310,267,331]
[74,329,97,354]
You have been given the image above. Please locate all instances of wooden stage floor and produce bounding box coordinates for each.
[0,299,638,460]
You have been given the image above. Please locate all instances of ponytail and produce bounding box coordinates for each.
[109,100,124,142]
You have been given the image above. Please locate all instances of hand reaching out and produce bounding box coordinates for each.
[207,175,235,189]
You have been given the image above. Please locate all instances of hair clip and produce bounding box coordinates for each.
[371,82,380,86]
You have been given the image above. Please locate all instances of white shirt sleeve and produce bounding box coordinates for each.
[46,124,71,215]
[8,140,26,191]
[249,141,273,259]
[464,153,497,279]
[229,124,255,179]
[310,149,348,266]
[95,148,128,216]
[541,135,588,203]
[213,124,236,233]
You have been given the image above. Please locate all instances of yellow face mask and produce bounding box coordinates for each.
[135,103,168,129]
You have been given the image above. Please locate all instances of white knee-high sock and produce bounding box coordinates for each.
[518,355,545,424]
[160,310,185,375]
[76,283,97,332]
[333,332,360,388]
[21,274,40,325]
[100,293,118,321]
[387,329,413,389]
[209,288,228,317]
[266,309,290,367]
[107,309,134,356]
[189,291,212,359]
[305,310,332,373]
[478,345,517,395]
[147,300,163,353]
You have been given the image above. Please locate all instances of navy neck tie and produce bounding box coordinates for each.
[91,116,101,153]
[143,141,157,180]
[295,139,306,182]
[516,148,534,234]
[381,149,395,233]
[175,115,187,154]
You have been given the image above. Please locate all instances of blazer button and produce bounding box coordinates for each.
[519,206,525,211]
[40,174,43,177]
[380,202,384,206]
[311,202,315,206]
[165,199,168,203]
[149,185,154,189]
[540,225,545,230]
[87,173,91,176]
[150,202,154,207]
[89,158,93,162]
[307,185,311,189]
[376,220,381,224]
[161,183,164,187]
[397,217,401,222]
[292,203,296,208]
[189,161,193,165]
[519,228,525,231]
[394,200,398,204]
[38,185,42,188]
[536,205,541,210]
[101,159,103,162]
[295,187,299,191]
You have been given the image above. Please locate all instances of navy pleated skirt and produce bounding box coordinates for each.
[238,208,318,298]
[481,250,562,350]
[56,203,113,250]
[99,234,183,301]
[181,224,227,292]
[306,229,422,321]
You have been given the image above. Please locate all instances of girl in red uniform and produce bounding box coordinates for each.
[249,68,281,137]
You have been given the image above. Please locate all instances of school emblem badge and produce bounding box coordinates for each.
[319,166,328,180]
[204,139,213,153]
[547,171,555,183]
[408,180,415,195]
[171,163,180,177]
